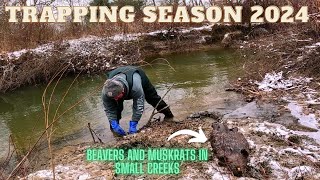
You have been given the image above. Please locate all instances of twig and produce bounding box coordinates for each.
[87,123,96,143]
[145,84,174,127]
[88,123,103,144]
[149,58,176,72]
[6,72,103,180]
[90,128,103,144]
[43,64,69,180]
[8,62,175,179]
[52,70,83,125]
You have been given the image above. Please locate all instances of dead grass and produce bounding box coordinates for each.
[1,0,319,52]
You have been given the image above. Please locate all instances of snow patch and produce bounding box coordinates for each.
[256,71,312,91]
[279,147,320,161]
[249,119,320,144]
[110,33,140,41]
[247,124,320,179]
[289,166,315,179]
[26,0,91,6]
[7,49,27,59]
[250,122,291,138]
[25,165,91,180]
[180,24,213,33]
[206,164,231,180]
[249,121,320,155]
[6,25,213,60]
[305,42,320,49]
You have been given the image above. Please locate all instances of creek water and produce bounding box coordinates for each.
[0,49,244,159]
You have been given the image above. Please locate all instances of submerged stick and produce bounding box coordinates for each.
[87,123,96,143]
[90,124,103,144]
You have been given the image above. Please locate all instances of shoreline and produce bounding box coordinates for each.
[0,24,216,93]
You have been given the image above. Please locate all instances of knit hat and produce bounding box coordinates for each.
[103,79,124,98]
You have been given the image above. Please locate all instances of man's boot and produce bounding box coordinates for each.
[162,107,174,120]
[128,121,138,134]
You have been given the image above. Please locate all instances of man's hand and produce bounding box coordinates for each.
[129,121,138,134]
[110,120,126,136]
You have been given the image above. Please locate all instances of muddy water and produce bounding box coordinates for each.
[0,49,244,159]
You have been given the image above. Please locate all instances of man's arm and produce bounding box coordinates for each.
[102,92,118,120]
[131,73,145,121]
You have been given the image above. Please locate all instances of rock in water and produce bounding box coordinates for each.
[210,123,250,177]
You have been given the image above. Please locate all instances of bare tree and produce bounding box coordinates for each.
[152,0,156,6]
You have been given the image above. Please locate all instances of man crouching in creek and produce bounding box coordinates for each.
[102,66,174,136]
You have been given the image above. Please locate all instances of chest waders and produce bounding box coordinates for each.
[107,66,174,119]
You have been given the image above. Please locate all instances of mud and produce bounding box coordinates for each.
[23,97,320,180]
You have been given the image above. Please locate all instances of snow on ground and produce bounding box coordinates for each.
[26,0,92,6]
[256,71,312,91]
[305,42,320,49]
[247,121,320,179]
[7,44,54,60]
[249,67,320,179]
[251,118,320,145]
[4,25,213,61]
[66,35,108,57]
[180,24,214,33]
[258,70,320,143]
[288,166,317,179]
[180,116,320,180]
[255,70,319,138]
[23,165,91,180]
[109,33,141,42]
[181,163,256,180]
[249,121,320,158]
[205,165,235,180]
[6,49,27,59]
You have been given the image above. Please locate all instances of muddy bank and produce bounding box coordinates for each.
[24,102,320,179]
[0,25,215,92]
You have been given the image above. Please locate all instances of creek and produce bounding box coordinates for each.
[0,49,244,159]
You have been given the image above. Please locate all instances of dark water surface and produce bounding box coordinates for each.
[0,49,244,158]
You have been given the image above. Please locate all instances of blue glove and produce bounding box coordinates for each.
[110,120,126,136]
[129,121,138,134]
